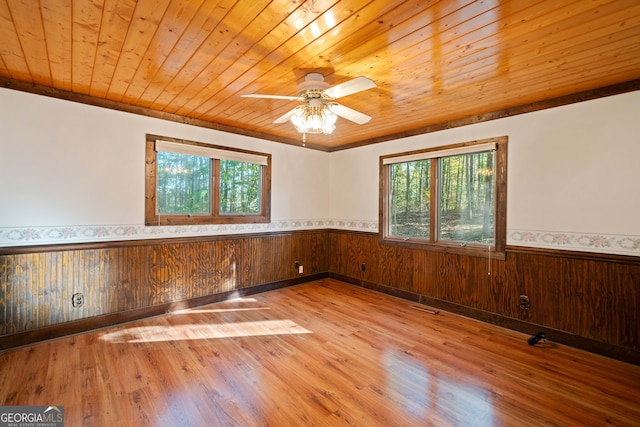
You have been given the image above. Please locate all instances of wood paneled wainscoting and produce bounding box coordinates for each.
[1,228,639,364]
[329,230,640,365]
[0,230,329,351]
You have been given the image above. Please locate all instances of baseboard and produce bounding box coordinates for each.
[329,273,640,366]
[0,272,328,352]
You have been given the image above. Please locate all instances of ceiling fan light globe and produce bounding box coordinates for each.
[290,105,337,135]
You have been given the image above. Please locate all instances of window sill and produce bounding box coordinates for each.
[379,237,505,260]
[145,215,270,226]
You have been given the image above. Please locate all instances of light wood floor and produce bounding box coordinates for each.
[1,279,639,426]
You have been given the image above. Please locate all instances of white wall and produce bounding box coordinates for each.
[2,88,639,256]
[0,88,331,245]
[330,91,640,256]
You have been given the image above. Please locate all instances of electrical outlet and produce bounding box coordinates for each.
[72,293,85,308]
[298,265,304,274]
[519,294,530,310]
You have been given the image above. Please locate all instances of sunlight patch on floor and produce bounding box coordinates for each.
[173,307,270,314]
[100,320,312,343]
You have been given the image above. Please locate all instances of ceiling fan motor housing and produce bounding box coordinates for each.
[297,73,330,97]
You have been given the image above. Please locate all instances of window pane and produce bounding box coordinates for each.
[438,151,495,244]
[157,152,211,214]
[219,160,261,215]
[389,160,430,238]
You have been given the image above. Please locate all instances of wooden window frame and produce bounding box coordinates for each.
[145,134,271,226]
[379,137,507,260]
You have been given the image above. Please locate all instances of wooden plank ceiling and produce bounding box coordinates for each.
[1,0,639,151]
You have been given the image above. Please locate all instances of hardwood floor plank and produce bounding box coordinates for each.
[1,278,639,426]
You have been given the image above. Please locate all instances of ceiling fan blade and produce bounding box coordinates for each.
[241,94,301,101]
[329,103,372,124]
[324,76,376,99]
[273,106,300,124]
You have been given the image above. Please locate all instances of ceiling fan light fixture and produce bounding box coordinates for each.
[241,73,375,138]
[290,104,337,134]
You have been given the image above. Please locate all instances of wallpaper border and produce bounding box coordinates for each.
[0,219,376,247]
[1,222,638,256]
[507,229,640,256]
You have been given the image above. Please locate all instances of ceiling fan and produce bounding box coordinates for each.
[241,73,376,134]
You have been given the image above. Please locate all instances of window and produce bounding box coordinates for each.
[380,137,507,258]
[145,134,271,226]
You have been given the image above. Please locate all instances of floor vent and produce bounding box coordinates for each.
[409,304,439,315]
